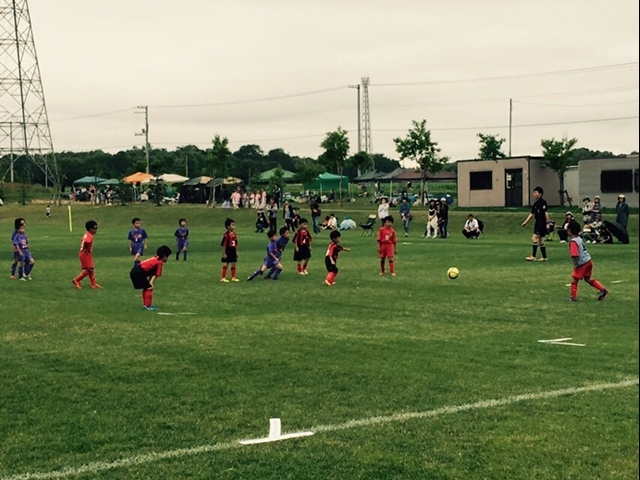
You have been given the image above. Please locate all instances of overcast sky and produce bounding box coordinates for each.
[27,0,640,165]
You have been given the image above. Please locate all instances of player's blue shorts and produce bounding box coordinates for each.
[13,251,21,261]
[17,251,32,262]
[131,245,145,256]
[264,256,281,269]
[177,240,188,250]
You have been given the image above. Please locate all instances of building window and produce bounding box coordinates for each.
[635,169,639,193]
[600,170,632,193]
[470,171,493,190]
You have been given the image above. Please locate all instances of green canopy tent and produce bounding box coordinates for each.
[258,168,297,182]
[97,178,121,186]
[303,172,351,199]
[73,175,108,185]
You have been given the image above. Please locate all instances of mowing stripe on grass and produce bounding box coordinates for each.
[3,378,637,480]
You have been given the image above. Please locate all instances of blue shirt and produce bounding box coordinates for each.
[13,232,29,253]
[128,228,148,245]
[174,227,189,242]
[275,236,289,258]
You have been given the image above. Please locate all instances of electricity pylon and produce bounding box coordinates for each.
[0,0,59,197]
[361,76,372,155]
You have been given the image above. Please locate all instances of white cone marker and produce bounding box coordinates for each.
[239,418,314,445]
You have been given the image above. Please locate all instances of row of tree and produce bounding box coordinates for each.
[1,118,631,206]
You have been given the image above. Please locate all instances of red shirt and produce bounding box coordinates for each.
[325,242,343,261]
[377,226,397,245]
[79,231,94,256]
[221,231,238,249]
[293,229,312,247]
[138,256,164,277]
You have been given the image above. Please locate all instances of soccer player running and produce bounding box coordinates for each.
[521,186,550,262]
[265,227,290,280]
[377,215,397,276]
[129,245,172,311]
[567,221,608,302]
[174,218,189,261]
[72,220,101,289]
[220,218,239,282]
[10,217,25,279]
[13,222,35,281]
[324,230,350,286]
[247,230,281,281]
[128,217,148,266]
[293,218,312,275]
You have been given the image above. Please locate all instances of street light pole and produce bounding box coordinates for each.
[348,84,361,152]
[135,105,150,173]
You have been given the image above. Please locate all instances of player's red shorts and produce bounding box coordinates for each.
[572,260,593,280]
[379,244,394,259]
[79,253,94,270]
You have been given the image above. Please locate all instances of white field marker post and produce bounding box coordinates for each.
[239,418,314,445]
[538,337,586,347]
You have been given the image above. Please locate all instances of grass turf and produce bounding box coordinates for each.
[0,203,638,480]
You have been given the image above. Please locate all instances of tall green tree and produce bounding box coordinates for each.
[206,135,232,206]
[477,133,506,160]
[319,127,350,205]
[295,159,325,202]
[349,151,373,177]
[393,120,449,202]
[540,136,578,207]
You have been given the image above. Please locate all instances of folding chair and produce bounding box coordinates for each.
[359,214,377,236]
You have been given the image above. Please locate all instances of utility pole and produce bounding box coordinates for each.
[135,105,150,173]
[361,76,372,155]
[348,84,361,152]
[508,98,513,157]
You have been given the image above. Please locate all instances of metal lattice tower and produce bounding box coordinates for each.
[0,0,58,189]
[361,76,372,155]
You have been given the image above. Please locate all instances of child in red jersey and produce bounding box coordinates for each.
[293,218,312,275]
[220,218,239,282]
[567,221,608,302]
[324,230,350,286]
[72,220,101,289]
[377,215,397,276]
[129,245,172,311]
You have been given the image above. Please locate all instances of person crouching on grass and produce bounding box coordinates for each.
[324,230,350,286]
[567,220,608,302]
[130,245,172,311]
[72,220,101,289]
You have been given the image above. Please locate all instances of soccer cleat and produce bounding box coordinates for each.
[323,280,333,286]
[570,297,578,302]
[90,284,103,289]
[390,273,396,277]
[9,275,16,280]
[538,258,547,262]
[298,271,305,275]
[143,305,158,311]
[597,289,609,301]
[303,270,309,275]
[246,276,253,281]
[72,279,82,289]
[220,278,230,283]
[525,256,536,261]
[19,277,27,282]
[25,275,32,280]
[379,272,385,276]
[230,278,240,282]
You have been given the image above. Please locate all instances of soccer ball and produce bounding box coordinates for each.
[447,267,459,280]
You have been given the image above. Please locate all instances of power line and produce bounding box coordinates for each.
[514,99,638,108]
[51,108,133,122]
[373,62,639,87]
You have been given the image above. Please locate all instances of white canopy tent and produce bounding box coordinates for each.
[141,173,190,185]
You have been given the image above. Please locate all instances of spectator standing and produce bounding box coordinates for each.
[398,197,412,237]
[615,194,629,230]
[266,197,279,231]
[423,199,439,238]
[377,197,390,226]
[438,197,449,238]
[310,197,322,234]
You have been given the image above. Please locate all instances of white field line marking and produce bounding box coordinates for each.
[548,342,586,347]
[611,280,625,283]
[156,312,196,316]
[2,378,637,480]
[538,338,573,343]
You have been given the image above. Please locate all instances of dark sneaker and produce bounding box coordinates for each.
[597,289,609,301]
[570,297,578,302]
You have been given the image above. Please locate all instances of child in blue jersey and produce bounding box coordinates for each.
[247,230,281,281]
[128,217,148,266]
[174,218,189,261]
[13,223,35,280]
[265,226,290,280]
[10,217,25,279]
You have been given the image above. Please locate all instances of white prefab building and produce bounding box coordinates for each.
[576,156,639,208]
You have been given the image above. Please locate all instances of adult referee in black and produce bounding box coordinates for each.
[521,186,551,261]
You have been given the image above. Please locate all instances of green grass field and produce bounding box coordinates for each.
[1,203,638,480]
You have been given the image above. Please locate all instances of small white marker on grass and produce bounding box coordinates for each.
[538,337,586,347]
[239,418,314,445]
[157,312,196,316]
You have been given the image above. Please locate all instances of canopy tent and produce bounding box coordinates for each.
[144,173,190,185]
[123,172,154,184]
[97,178,121,186]
[303,172,350,192]
[182,176,212,186]
[353,171,387,182]
[73,175,107,185]
[223,176,243,185]
[258,168,297,182]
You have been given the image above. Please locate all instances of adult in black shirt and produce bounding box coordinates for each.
[310,197,322,234]
[521,186,550,261]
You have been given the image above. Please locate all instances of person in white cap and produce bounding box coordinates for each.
[438,197,449,238]
[616,194,629,230]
